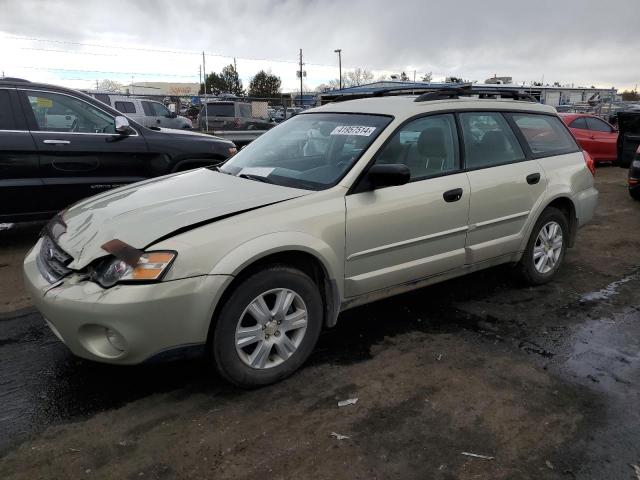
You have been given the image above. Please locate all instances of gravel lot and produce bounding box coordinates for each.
[1,166,639,480]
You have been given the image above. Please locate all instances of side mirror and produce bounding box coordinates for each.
[167,112,177,119]
[114,115,130,134]
[366,164,411,189]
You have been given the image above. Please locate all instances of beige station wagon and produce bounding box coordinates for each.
[24,89,598,387]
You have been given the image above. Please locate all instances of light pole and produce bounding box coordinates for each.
[334,49,342,90]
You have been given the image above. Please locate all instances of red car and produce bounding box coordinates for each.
[558,113,618,163]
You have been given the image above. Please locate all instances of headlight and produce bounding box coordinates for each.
[91,251,176,288]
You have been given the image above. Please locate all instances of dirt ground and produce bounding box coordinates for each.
[1,166,639,480]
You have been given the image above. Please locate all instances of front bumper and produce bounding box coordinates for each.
[24,239,232,364]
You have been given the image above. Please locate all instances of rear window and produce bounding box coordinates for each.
[205,103,235,117]
[114,101,136,114]
[94,94,111,106]
[509,114,578,156]
[0,90,16,130]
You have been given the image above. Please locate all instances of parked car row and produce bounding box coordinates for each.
[23,88,598,387]
[0,78,237,223]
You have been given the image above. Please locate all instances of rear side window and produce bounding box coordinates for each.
[205,103,235,117]
[510,114,578,156]
[114,101,136,114]
[570,117,588,129]
[0,90,16,130]
[459,112,524,169]
[586,117,613,133]
[94,94,111,106]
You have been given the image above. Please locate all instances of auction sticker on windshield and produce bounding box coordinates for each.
[331,126,376,136]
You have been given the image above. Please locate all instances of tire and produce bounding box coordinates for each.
[515,207,569,286]
[212,265,323,388]
[630,188,640,201]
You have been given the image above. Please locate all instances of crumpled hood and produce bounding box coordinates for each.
[56,169,310,269]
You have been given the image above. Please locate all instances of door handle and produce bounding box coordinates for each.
[43,139,71,145]
[526,173,541,185]
[443,188,463,202]
[589,135,596,140]
[156,119,161,123]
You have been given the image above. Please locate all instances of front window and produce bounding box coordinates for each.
[25,91,116,133]
[220,113,392,190]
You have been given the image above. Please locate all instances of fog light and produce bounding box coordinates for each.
[105,328,126,352]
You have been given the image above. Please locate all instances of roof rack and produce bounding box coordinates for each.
[414,87,536,102]
[332,86,437,103]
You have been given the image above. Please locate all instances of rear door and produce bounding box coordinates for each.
[0,88,44,222]
[567,117,594,151]
[585,116,617,162]
[19,89,150,212]
[461,111,547,264]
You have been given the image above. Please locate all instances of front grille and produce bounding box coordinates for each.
[36,235,73,283]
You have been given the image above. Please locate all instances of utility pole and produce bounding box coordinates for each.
[233,57,238,94]
[299,49,303,108]
[202,51,208,132]
[202,51,207,94]
[95,79,99,90]
[334,49,342,90]
[199,64,202,91]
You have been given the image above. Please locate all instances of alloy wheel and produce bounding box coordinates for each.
[234,288,308,369]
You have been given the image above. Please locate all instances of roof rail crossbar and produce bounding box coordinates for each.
[414,87,536,103]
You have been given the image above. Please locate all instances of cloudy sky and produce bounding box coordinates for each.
[1,0,638,92]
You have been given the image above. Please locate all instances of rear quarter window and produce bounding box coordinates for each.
[509,114,579,156]
[114,101,136,114]
[0,90,16,129]
[206,103,235,117]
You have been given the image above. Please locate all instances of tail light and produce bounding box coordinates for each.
[583,150,595,176]
[234,118,240,128]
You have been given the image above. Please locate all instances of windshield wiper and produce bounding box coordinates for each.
[237,173,274,184]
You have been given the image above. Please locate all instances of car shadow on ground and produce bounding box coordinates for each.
[1,265,520,453]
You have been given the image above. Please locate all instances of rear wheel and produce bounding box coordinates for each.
[515,207,568,285]
[212,265,323,388]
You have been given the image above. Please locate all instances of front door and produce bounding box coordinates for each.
[345,114,470,297]
[20,89,150,212]
[459,112,547,264]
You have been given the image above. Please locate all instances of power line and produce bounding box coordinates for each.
[17,66,198,78]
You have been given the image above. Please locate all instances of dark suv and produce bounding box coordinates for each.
[0,78,237,223]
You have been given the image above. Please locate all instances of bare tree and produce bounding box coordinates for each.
[344,68,374,87]
[421,72,433,83]
[97,79,123,92]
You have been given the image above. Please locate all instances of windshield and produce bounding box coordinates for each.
[220,113,392,190]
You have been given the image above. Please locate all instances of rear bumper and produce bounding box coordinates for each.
[575,186,599,227]
[24,240,233,364]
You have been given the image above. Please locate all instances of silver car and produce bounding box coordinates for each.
[91,94,193,130]
[24,92,598,387]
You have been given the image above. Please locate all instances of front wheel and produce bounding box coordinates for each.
[515,207,568,285]
[212,265,323,388]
